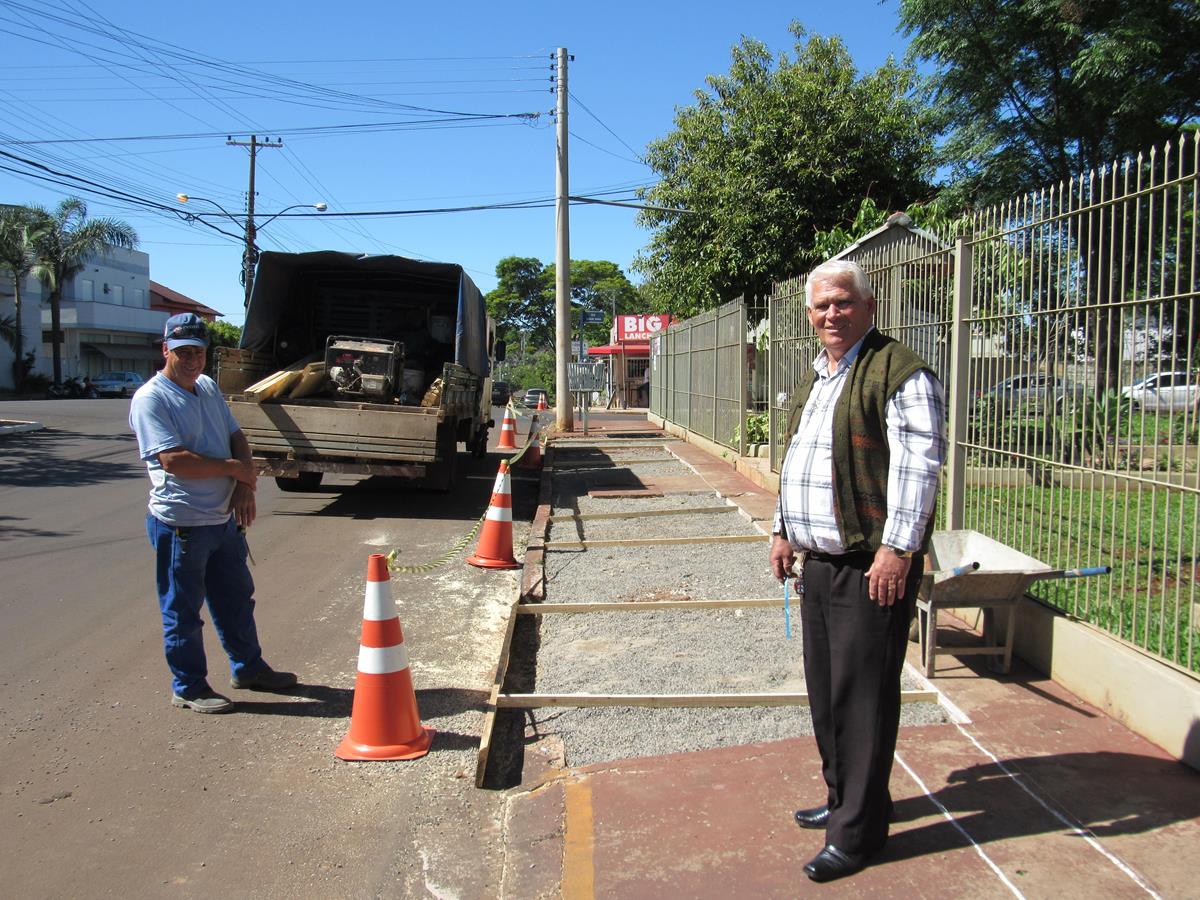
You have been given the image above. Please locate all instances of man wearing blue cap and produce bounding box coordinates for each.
[130,312,296,713]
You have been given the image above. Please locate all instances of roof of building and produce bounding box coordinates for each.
[149,280,222,318]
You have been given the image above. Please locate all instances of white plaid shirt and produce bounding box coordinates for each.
[772,331,946,554]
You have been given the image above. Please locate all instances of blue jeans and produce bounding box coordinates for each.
[147,515,265,698]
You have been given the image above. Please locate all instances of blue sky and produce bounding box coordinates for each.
[0,1,913,325]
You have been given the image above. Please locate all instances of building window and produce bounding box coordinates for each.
[133,288,145,308]
[79,278,95,301]
[110,284,125,305]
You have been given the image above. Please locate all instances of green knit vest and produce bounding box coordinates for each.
[783,329,935,553]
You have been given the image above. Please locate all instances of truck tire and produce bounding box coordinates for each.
[423,428,460,492]
[275,471,323,492]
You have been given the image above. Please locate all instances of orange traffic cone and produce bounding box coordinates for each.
[466,461,522,570]
[335,554,435,761]
[521,415,542,469]
[497,404,518,450]
[536,393,548,411]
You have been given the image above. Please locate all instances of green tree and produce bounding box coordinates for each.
[485,257,639,351]
[204,319,241,378]
[899,0,1200,206]
[635,24,936,315]
[31,197,138,382]
[0,205,46,390]
[485,257,554,349]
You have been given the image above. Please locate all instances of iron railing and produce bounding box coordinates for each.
[653,132,1199,674]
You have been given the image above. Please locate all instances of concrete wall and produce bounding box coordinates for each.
[1012,598,1200,772]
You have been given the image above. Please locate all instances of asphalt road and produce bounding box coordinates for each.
[0,399,536,898]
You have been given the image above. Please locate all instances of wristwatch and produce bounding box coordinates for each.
[884,545,915,558]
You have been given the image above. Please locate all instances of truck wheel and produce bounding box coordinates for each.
[275,472,323,492]
[470,430,488,458]
[424,429,460,492]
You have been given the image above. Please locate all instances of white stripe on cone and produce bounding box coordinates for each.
[492,470,510,493]
[485,505,513,522]
[357,642,411,675]
[362,581,397,621]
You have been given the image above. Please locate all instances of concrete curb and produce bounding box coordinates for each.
[0,420,44,436]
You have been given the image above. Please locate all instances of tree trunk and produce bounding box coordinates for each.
[12,282,23,391]
[50,287,62,384]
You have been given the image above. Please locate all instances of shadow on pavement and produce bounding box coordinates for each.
[885,749,1200,863]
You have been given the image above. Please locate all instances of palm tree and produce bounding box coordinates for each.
[32,197,138,383]
[0,205,46,390]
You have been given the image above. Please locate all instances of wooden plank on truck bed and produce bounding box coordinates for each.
[287,362,327,399]
[243,353,319,403]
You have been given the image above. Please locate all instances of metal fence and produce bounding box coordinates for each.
[650,298,747,454]
[654,132,1199,675]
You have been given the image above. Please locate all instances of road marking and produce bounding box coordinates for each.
[563,777,595,899]
[895,752,1026,898]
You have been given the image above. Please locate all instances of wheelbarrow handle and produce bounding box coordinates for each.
[1060,566,1111,578]
[948,561,981,577]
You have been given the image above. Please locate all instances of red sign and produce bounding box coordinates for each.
[613,314,672,343]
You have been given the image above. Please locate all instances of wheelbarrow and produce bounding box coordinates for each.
[915,529,1110,677]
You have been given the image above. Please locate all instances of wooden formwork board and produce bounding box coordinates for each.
[516,598,783,614]
[496,690,939,709]
[543,533,767,550]
[551,441,676,450]
[546,505,735,523]
[475,444,555,788]
[553,457,678,468]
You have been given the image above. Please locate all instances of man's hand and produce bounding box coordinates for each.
[866,546,912,606]
[769,534,796,584]
[229,481,256,528]
[231,457,258,490]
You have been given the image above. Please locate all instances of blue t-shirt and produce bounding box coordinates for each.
[129,372,242,526]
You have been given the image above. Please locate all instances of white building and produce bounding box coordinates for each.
[0,246,166,389]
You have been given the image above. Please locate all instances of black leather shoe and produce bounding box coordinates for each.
[793,804,830,829]
[803,845,869,883]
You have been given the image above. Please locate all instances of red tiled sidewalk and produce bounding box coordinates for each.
[508,417,1199,898]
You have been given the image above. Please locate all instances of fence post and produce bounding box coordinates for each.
[945,236,973,530]
[738,300,747,459]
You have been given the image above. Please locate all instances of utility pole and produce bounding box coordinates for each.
[554,48,573,432]
[227,135,282,307]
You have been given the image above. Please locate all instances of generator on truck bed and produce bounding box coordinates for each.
[217,251,503,492]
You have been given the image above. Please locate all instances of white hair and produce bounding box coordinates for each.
[804,260,874,308]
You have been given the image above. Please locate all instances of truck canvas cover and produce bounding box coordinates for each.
[240,250,490,377]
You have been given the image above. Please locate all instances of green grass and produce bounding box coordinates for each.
[963,484,1199,672]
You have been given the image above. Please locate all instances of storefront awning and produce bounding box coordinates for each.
[82,342,164,361]
[586,342,650,357]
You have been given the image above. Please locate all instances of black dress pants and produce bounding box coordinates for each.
[800,551,924,853]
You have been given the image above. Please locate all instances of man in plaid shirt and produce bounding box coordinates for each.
[769,259,945,882]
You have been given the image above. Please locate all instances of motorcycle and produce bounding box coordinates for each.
[45,376,98,399]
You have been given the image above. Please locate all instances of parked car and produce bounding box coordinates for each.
[1120,371,1200,413]
[977,373,1084,414]
[491,380,510,406]
[523,388,548,407]
[93,371,145,397]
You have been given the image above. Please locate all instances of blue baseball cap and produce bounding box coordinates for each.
[163,312,210,350]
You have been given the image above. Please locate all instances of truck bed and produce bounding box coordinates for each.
[227,397,442,462]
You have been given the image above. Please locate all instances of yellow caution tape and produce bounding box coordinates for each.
[384,422,541,575]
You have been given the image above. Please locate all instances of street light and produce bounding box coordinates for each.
[175,194,326,306]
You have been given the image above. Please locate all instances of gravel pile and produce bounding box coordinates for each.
[526,444,950,769]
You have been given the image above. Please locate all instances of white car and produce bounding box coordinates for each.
[1121,371,1200,413]
[93,371,145,398]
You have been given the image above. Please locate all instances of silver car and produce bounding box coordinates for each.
[93,370,145,398]
[1121,371,1200,413]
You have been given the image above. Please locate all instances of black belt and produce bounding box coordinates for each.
[804,549,876,563]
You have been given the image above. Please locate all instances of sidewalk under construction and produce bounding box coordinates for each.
[492,411,1200,899]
